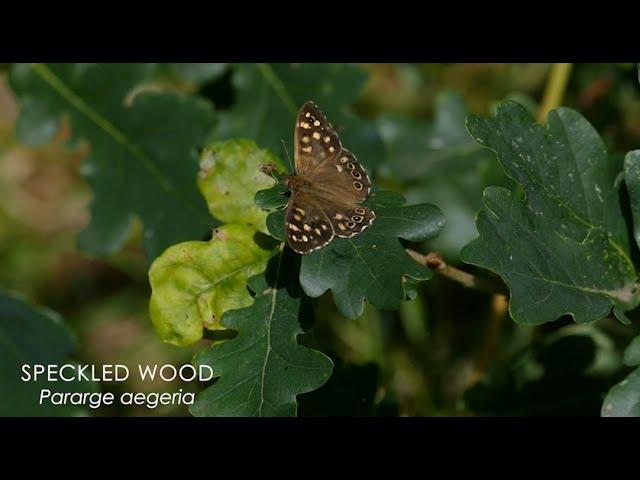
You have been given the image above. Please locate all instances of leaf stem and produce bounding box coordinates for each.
[406,250,508,297]
[255,64,297,116]
[537,63,573,123]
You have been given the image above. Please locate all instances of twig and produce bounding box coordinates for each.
[537,63,573,123]
[468,294,509,387]
[406,250,508,297]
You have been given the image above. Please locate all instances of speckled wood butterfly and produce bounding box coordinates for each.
[283,101,375,254]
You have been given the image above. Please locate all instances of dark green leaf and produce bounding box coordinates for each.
[254,183,289,210]
[9,63,216,261]
[263,190,444,319]
[0,289,94,416]
[462,101,639,325]
[602,335,640,417]
[212,63,384,172]
[190,251,333,416]
[624,150,640,250]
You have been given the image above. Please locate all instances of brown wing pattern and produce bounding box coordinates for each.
[285,192,334,254]
[294,101,341,175]
[287,100,376,253]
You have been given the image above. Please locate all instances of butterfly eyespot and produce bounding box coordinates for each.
[347,162,355,169]
[351,171,362,179]
[353,181,363,190]
[355,207,365,215]
[347,222,356,228]
[352,215,363,222]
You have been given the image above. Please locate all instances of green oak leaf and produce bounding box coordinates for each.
[190,250,333,416]
[0,289,94,416]
[624,150,640,249]
[148,224,277,346]
[212,63,384,172]
[197,140,285,233]
[462,101,639,325]
[601,335,640,417]
[9,63,216,261]
[264,190,445,319]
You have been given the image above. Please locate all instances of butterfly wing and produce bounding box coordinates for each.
[285,191,335,254]
[294,101,342,176]
[288,100,376,251]
[316,196,376,239]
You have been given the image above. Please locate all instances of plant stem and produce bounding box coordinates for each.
[406,250,508,297]
[468,294,509,387]
[537,63,573,123]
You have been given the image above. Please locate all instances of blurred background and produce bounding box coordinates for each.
[2,63,640,416]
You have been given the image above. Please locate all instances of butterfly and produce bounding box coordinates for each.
[282,101,375,255]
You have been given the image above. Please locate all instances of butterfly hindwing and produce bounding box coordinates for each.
[285,192,334,254]
[325,203,376,239]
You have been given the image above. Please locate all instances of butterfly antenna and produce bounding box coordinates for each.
[281,139,294,174]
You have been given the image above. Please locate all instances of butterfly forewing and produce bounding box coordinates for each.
[287,100,376,254]
[294,101,341,175]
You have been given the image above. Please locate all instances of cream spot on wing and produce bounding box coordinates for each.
[334,213,344,220]
[302,136,310,143]
[295,207,306,215]
[303,224,312,232]
[302,235,308,242]
[314,228,322,235]
[312,132,321,140]
[294,214,302,221]
[340,157,348,163]
[324,136,330,143]
[321,224,329,230]
[314,120,320,126]
[337,223,346,231]
[305,112,310,117]
[336,165,343,172]
[302,146,312,153]
[329,146,335,153]
[301,122,310,129]
[289,223,300,231]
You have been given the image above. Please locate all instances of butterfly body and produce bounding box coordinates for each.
[284,101,376,255]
